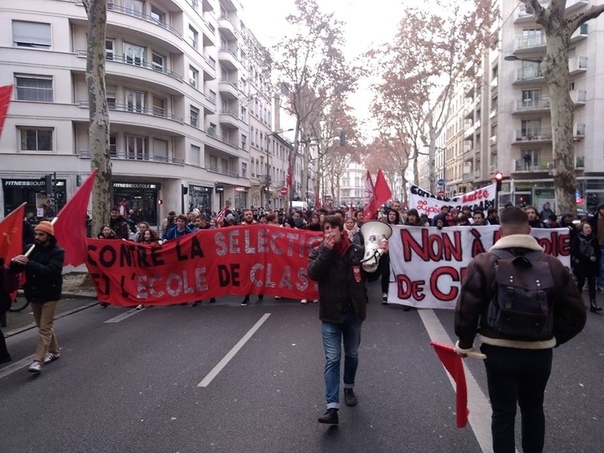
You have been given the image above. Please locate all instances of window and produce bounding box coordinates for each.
[241,106,247,122]
[124,42,144,65]
[250,157,255,176]
[123,0,144,16]
[250,126,255,146]
[208,90,216,104]
[106,85,117,109]
[189,66,199,88]
[152,96,165,117]
[126,135,147,160]
[241,162,247,178]
[19,128,53,151]
[188,25,198,49]
[12,21,51,48]
[125,89,145,112]
[191,145,201,166]
[153,139,168,160]
[208,122,217,136]
[106,40,115,61]
[241,134,247,149]
[152,52,165,72]
[15,74,53,102]
[150,7,165,24]
[190,106,199,128]
[109,134,117,156]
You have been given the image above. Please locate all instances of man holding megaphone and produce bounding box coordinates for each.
[308,215,389,425]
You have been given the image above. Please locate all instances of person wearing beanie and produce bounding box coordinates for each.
[10,220,65,374]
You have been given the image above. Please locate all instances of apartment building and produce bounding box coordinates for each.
[430,0,604,212]
[0,0,285,224]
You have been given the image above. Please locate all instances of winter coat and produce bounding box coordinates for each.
[455,234,586,350]
[571,233,601,278]
[308,242,370,324]
[10,237,64,303]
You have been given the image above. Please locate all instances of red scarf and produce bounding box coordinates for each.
[333,233,351,257]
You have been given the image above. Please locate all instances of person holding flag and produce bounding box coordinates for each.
[11,221,65,374]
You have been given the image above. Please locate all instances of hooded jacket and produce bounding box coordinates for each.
[455,234,586,350]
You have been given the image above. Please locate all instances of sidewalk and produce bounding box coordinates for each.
[2,291,98,338]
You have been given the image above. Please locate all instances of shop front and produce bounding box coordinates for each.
[189,185,213,214]
[113,182,159,226]
[2,178,66,220]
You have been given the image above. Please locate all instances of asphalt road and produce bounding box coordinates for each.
[1,282,603,453]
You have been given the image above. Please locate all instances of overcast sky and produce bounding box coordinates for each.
[240,0,411,132]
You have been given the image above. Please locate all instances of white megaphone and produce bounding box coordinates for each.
[360,220,393,273]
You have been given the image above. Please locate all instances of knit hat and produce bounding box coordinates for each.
[34,220,54,236]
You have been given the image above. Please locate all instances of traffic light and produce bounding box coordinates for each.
[494,171,503,192]
[181,186,189,195]
[44,174,53,194]
[339,130,346,146]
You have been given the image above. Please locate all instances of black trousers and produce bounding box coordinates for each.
[481,344,553,453]
[0,327,9,360]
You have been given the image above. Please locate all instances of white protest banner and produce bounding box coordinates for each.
[409,183,497,218]
[387,225,571,309]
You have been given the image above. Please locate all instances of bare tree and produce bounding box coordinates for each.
[523,0,604,215]
[272,0,358,208]
[82,0,111,237]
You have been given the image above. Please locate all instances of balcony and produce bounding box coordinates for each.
[77,101,183,123]
[513,97,551,114]
[570,23,589,44]
[576,155,585,169]
[515,34,546,52]
[489,135,497,146]
[513,67,545,84]
[571,89,587,105]
[205,128,238,149]
[218,47,239,70]
[218,15,238,41]
[76,50,183,82]
[513,128,552,143]
[78,150,184,165]
[569,56,587,75]
[574,123,586,140]
[207,166,240,178]
[219,110,245,129]
[218,80,239,99]
[513,159,554,173]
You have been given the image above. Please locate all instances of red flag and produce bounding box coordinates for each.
[374,169,392,207]
[0,202,25,260]
[347,202,354,220]
[53,169,98,266]
[286,154,293,191]
[430,341,469,428]
[362,171,378,221]
[0,85,13,138]
[315,192,322,210]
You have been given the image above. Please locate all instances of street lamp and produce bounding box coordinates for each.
[503,55,542,64]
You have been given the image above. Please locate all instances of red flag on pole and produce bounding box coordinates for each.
[286,154,293,193]
[314,192,322,210]
[430,341,469,428]
[362,171,377,222]
[374,169,392,207]
[0,85,13,138]
[53,169,98,266]
[0,202,26,261]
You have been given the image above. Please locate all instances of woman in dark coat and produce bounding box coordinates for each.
[378,209,401,305]
[571,221,601,312]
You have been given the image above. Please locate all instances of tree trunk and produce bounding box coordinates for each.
[85,0,111,236]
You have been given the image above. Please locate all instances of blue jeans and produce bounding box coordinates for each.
[481,344,552,453]
[599,247,604,289]
[321,312,361,409]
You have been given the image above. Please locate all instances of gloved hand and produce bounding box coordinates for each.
[454,340,476,358]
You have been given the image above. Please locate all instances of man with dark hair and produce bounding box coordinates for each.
[309,215,387,425]
[164,214,193,240]
[524,205,546,228]
[404,208,422,226]
[487,207,500,225]
[472,210,487,226]
[109,207,131,239]
[455,206,586,453]
[10,221,65,374]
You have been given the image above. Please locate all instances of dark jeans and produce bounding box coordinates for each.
[379,253,390,294]
[576,274,596,300]
[481,344,553,453]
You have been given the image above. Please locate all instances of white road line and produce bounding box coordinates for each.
[198,313,271,388]
[104,308,145,323]
[418,309,495,453]
[0,355,35,380]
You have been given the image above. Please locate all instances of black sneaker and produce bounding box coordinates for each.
[192,301,201,307]
[258,294,264,301]
[344,388,358,406]
[318,408,339,425]
[241,297,249,306]
[209,298,216,303]
[100,302,109,308]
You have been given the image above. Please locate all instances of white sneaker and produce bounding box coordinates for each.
[136,304,143,310]
[44,352,60,364]
[28,361,42,373]
[275,296,282,300]
[311,299,318,303]
[301,299,308,304]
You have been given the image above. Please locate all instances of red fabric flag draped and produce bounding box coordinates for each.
[374,169,392,207]
[286,154,293,193]
[53,169,98,266]
[314,192,322,210]
[362,171,377,221]
[0,202,25,261]
[0,84,13,138]
[430,341,469,428]
[347,202,354,220]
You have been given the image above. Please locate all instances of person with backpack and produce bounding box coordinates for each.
[571,221,602,313]
[454,206,586,453]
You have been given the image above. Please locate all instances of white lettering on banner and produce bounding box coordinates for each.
[409,183,497,218]
[387,225,571,309]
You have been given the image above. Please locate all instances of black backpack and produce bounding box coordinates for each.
[486,249,555,340]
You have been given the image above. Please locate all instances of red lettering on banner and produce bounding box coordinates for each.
[470,228,486,257]
[416,199,441,217]
[430,267,461,301]
[400,229,463,262]
[396,274,425,301]
[462,189,489,204]
[536,231,570,257]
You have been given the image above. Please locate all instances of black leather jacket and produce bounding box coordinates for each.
[11,237,64,303]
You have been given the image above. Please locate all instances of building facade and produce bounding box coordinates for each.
[0,0,290,224]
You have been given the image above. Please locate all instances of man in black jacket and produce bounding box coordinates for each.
[11,221,65,374]
[308,215,386,425]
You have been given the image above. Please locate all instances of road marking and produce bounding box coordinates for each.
[418,309,495,453]
[104,308,144,323]
[0,356,35,380]
[198,313,271,388]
